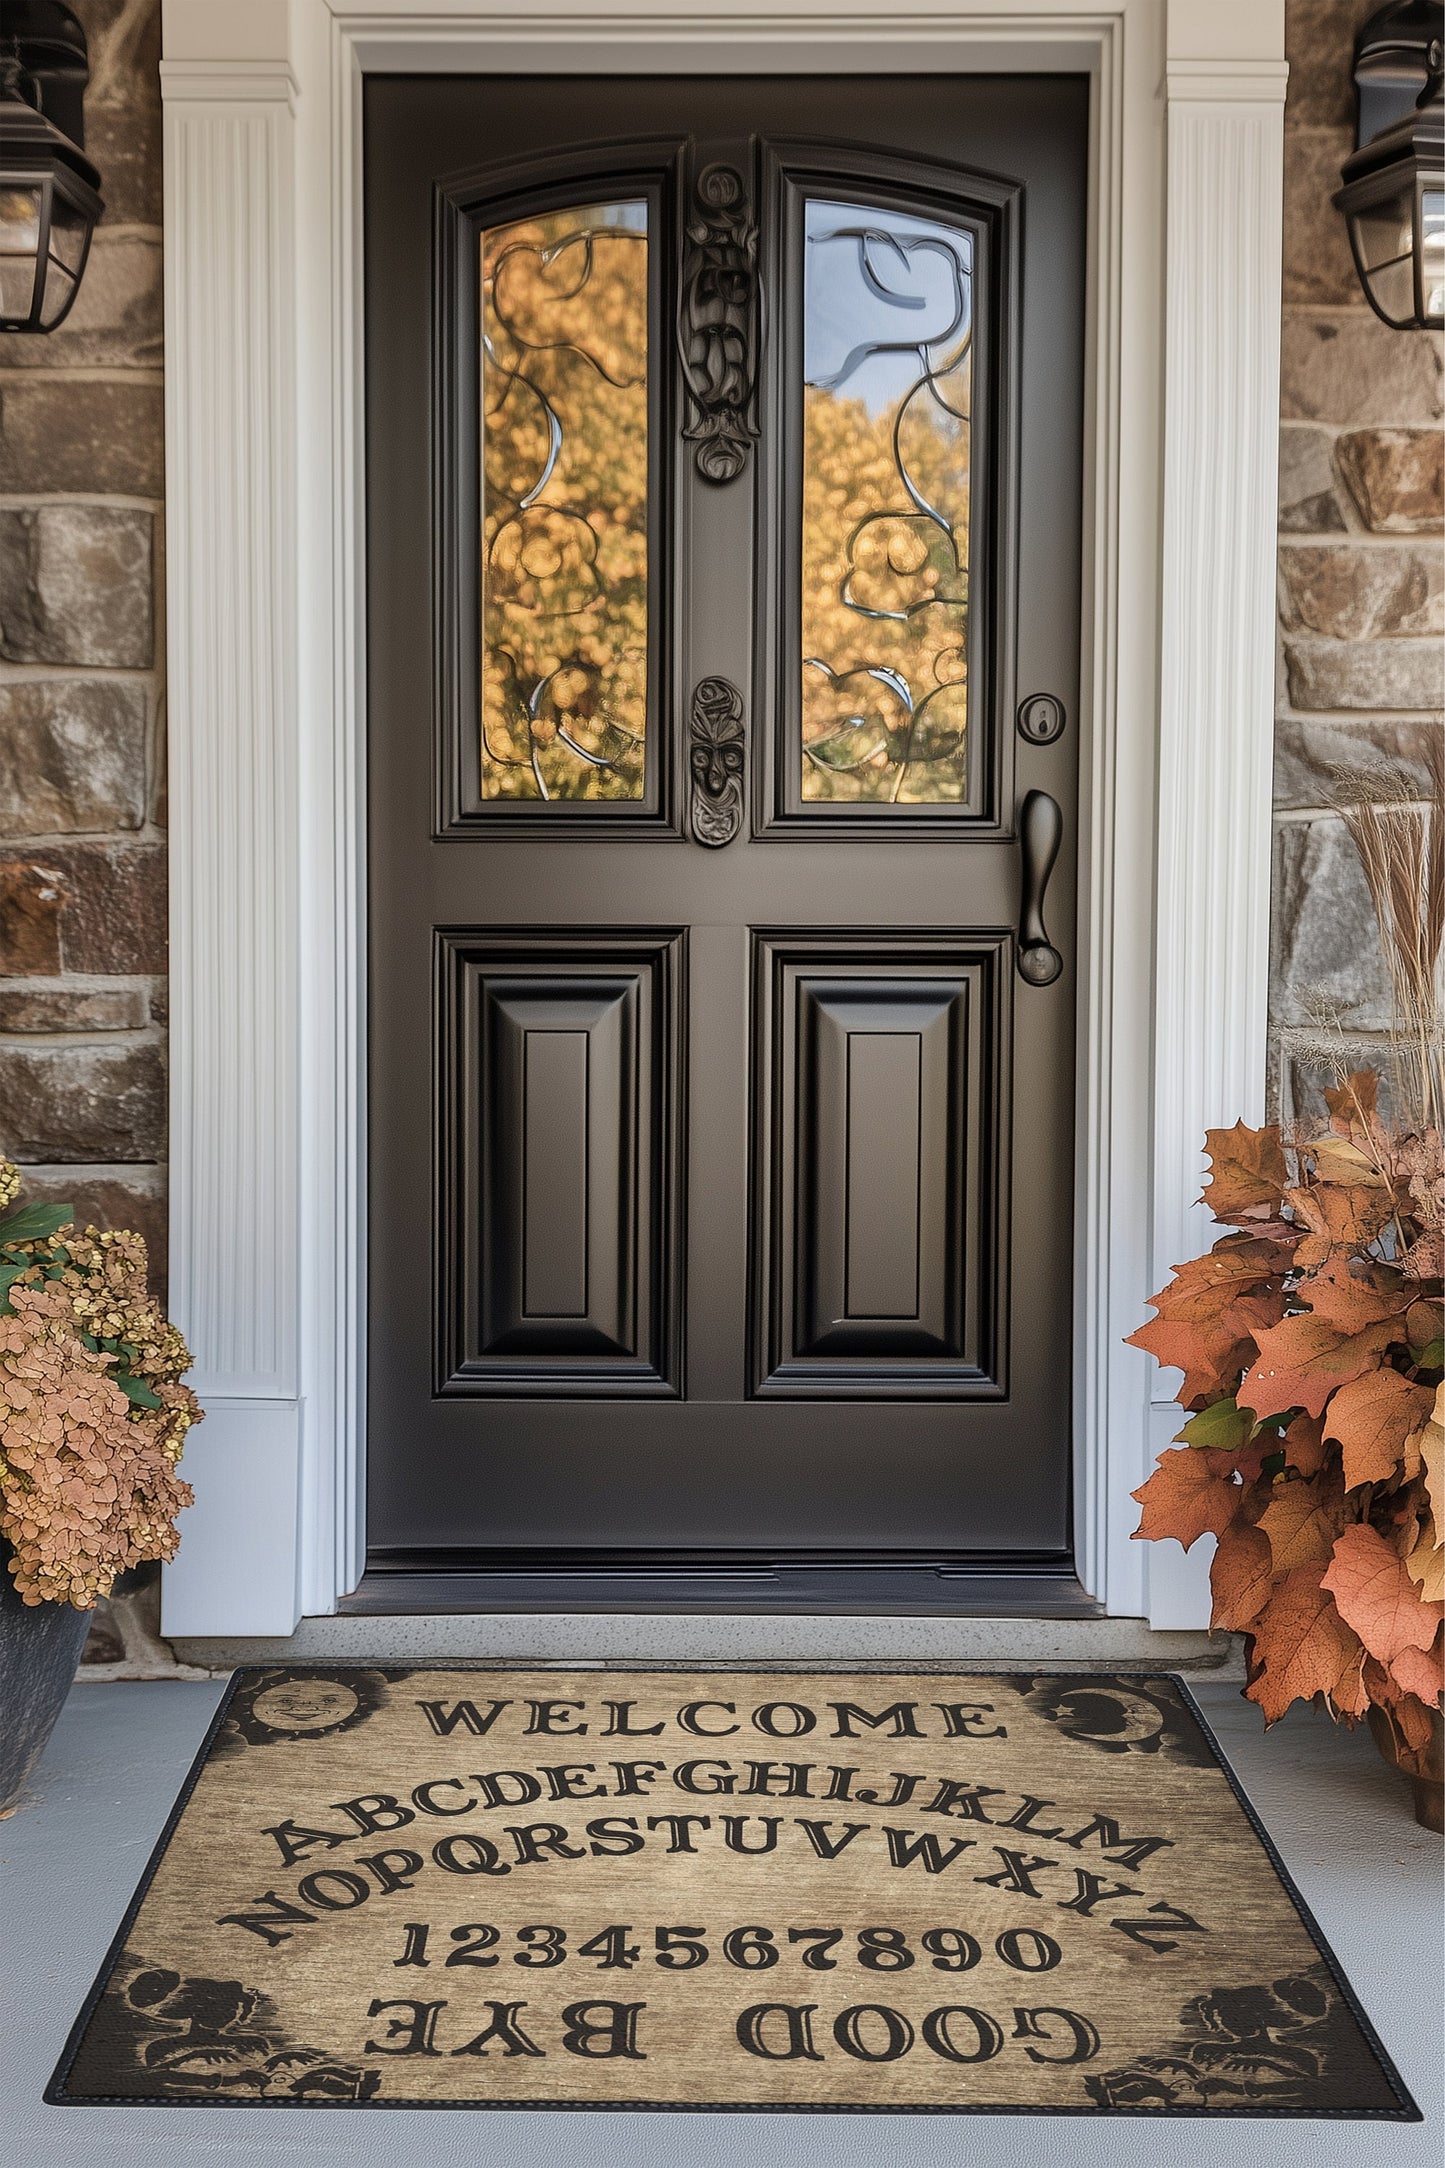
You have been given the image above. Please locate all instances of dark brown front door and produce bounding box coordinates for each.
[364,74,1087,1593]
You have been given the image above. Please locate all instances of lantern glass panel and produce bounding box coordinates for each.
[1350,184,1415,277]
[1347,171,1424,329]
[0,182,43,326]
[48,191,89,277]
[40,191,90,328]
[1422,185,1445,321]
[1367,245,1419,325]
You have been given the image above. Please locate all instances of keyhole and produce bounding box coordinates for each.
[1017,693,1066,746]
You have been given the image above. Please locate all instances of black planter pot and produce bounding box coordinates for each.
[0,1541,93,1814]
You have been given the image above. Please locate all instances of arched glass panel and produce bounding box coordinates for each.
[480,201,649,802]
[800,200,973,805]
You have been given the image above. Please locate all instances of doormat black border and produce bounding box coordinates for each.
[46,1665,1422,2120]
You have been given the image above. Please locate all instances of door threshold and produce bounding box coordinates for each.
[342,1554,1101,1618]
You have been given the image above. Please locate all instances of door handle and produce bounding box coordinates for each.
[1017,789,1064,986]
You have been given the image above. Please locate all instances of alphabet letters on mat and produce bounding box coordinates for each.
[48,1667,1418,2117]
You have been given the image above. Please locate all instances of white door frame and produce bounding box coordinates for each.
[157,0,1286,1636]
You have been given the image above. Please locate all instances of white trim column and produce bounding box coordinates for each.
[1148,1,1287,1626]
[159,16,304,1635]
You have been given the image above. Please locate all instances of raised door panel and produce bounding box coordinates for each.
[437,931,684,1393]
[753,931,1008,1396]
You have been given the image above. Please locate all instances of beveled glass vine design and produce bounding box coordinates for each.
[480,202,649,802]
[800,201,974,805]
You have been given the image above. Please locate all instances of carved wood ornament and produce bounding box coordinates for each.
[689,676,747,846]
[678,161,760,484]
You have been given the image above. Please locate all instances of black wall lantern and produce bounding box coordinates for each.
[1336,0,1444,331]
[0,0,104,334]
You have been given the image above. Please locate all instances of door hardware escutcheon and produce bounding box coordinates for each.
[689,676,747,846]
[1017,789,1064,986]
[1017,692,1066,745]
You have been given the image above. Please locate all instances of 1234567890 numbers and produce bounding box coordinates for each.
[392,1921,1065,1973]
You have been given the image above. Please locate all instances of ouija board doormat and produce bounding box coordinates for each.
[48,1667,1419,2119]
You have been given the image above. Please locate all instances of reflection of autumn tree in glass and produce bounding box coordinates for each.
[801,212,972,805]
[481,204,648,801]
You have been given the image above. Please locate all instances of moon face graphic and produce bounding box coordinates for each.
[1017,1676,1206,1759]
[1054,1689,1167,1745]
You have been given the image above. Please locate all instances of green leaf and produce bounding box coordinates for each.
[117,1373,163,1411]
[1175,1397,1256,1453]
[0,1202,73,1243]
[0,1262,25,1313]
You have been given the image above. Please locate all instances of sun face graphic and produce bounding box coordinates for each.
[248,1680,360,1734]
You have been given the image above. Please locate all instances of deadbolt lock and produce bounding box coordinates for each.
[1017,692,1066,746]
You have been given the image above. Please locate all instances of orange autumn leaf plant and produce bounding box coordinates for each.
[1129,1073,1443,1753]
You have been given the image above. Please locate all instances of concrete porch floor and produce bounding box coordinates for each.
[1,1676,1439,2168]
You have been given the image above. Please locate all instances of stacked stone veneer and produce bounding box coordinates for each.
[0,0,167,1284]
[1273,0,1445,1123]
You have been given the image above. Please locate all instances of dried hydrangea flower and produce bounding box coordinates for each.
[0,1201,201,1609]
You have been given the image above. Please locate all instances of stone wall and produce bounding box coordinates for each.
[1272,0,1445,1123]
[0,0,167,1285]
